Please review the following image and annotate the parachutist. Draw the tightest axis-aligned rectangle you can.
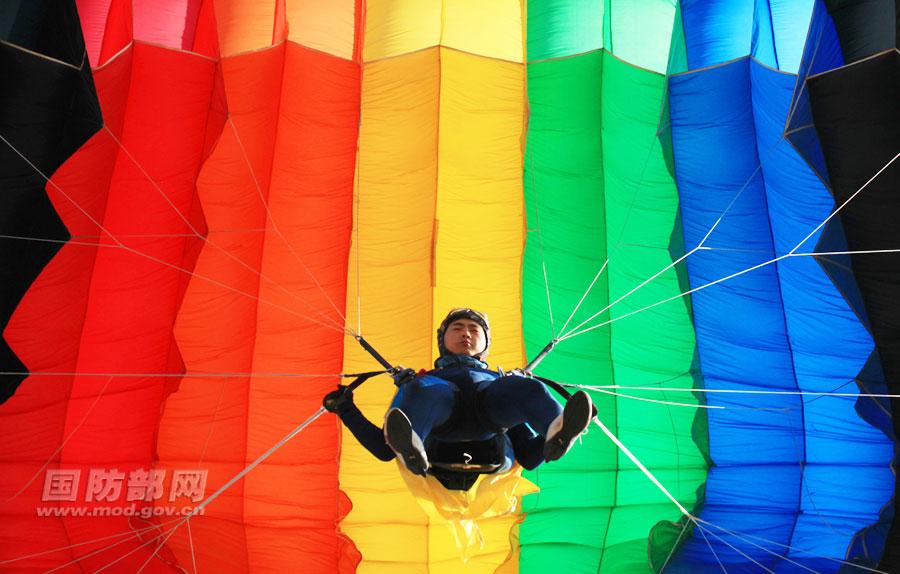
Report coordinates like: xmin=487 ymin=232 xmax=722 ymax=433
xmin=324 ymin=308 xmax=592 ymax=490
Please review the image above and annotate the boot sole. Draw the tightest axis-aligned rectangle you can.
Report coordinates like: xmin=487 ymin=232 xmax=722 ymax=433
xmin=385 ymin=409 xmax=429 ymax=477
xmin=543 ymin=391 xmax=592 ymax=462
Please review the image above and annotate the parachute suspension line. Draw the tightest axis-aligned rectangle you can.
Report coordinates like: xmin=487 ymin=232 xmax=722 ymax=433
xmin=790 ymin=150 xmax=900 ymax=255
xmin=0 ymin=517 xmax=184 ymax=567
xmin=615 ymin=244 xmax=900 ymax=258
xmin=557 ymin=25 xmax=882 ymax=348
xmin=525 ymin=118 xmax=661 ymax=373
xmin=82 ymin=518 xmax=186 ymax=574
xmin=354 ymin=56 xmax=366 ymax=338
xmin=793 ymin=248 xmax=900 ymax=257
xmin=696 ymin=523 xmax=778 ymax=574
xmin=656 ymin=520 xmax=692 ymax=573
xmin=560 ymin=253 xmax=788 ymax=341
xmin=557 ymin=134 xmax=659 ymax=338
xmin=195 ymin=376 xmax=230 ymax=471
xmin=558 ymin=163 xmax=763 ymax=342
xmin=559 ymin=248 xmax=697 ymax=340
xmin=75 ymin=405 xmax=334 ymax=574
xmin=0 ymin=370 xmax=369 ymax=379
xmin=355 ymin=135 xmax=362 ymax=336
xmin=779 ymin=408 xmax=851 ymax=542
xmin=185 ymin=518 xmax=198 ymax=574
xmin=589 ymin=415 xmax=693 ymax=517
xmin=783 ymin=14 xmax=826 ymax=135
xmin=570 ymin=384 xmax=900 ymax=401
xmin=590 ymin=387 xmax=722 ymax=409
xmin=559 ymin=150 xmax=900 ymax=343
xmin=178 ymin=406 xmax=326 ymax=517
xmin=696 ymin=517 xmax=892 ymax=574
xmin=557 ymin=259 xmax=608 ymax=337
xmin=525 ymin=128 xmax=556 ymax=335
xmin=711 ymin=520 xmax=833 ymax=574
xmin=227 ymin=118 xmax=354 ymax=333
xmin=0 ymin=130 xmax=351 ymax=337
xmin=102 ymin=126 xmax=347 ymax=335
xmin=694 ymin=522 xmax=730 ymax=574
xmin=5 ymin=377 xmax=115 ymax=504
xmin=133 ymin=523 xmax=181 ymax=574
xmin=39 ymin=383 xmax=393 ymax=574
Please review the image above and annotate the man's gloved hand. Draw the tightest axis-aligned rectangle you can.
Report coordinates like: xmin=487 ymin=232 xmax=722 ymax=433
xmin=392 ymin=366 xmax=417 ymax=387
xmin=323 ymin=385 xmax=354 ymax=415
xmin=507 ymin=368 xmax=532 ymax=379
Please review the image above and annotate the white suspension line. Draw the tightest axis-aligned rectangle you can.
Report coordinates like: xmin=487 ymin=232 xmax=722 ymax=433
xmin=560 ymin=248 xmax=697 ymax=339
xmin=695 ymin=520 xmax=731 ymax=574
xmin=46 ymin=407 xmax=328 ymax=573
xmin=354 ymin=136 xmax=362 ymax=337
xmin=89 ymin=519 xmax=183 ymax=574
xmin=705 ymin=522 xmax=823 ymax=574
xmin=0 ymin=517 xmax=182 ymax=566
xmin=656 ymin=519 xmax=692 ymax=572
xmin=134 ymin=519 xmax=182 ymax=574
xmin=590 ymin=387 xmax=723 ymax=409
xmin=557 ymin=259 xmax=608 ymax=337
xmin=589 ymin=416 xmax=693 ymax=517
xmin=560 ymin=252 xmax=786 ymax=341
xmin=560 ymin=162 xmax=764 ymax=341
xmin=0 ymin=129 xmax=351 ymax=337
xmin=227 ymin=118 xmax=350 ymax=327
xmin=556 ymin=135 xmax=659 ymax=337
xmin=195 ymin=376 xmax=229 ymax=470
xmin=578 ymin=384 xmax=900 ymax=401
xmin=525 ymin=138 xmax=557 ymax=335
xmin=783 ymin=19 xmax=826 ymax=136
xmin=557 ymin=119 xmax=898 ymax=347
xmin=104 ymin=125 xmax=349 ymax=334
xmin=789 ymin=151 xmax=900 ymax=255
xmin=696 ymin=522 xmax=778 ymax=574
xmin=620 ymin=244 xmax=900 ymax=258
xmin=186 ymin=518 xmax=198 ymax=574
xmin=4 ymin=377 xmax=114 ymax=504
xmin=697 ymin=517 xmax=892 ymax=574
xmin=0 ymin=370 xmax=348 ymax=379
xmin=42 ymin=518 xmax=181 ymax=573
xmin=790 ymin=248 xmax=900 ymax=257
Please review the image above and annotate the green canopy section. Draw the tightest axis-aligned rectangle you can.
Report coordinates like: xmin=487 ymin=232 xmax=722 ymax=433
xmin=520 ymin=47 xmax=708 ymax=573
xmin=527 ymin=0 xmax=677 ymax=73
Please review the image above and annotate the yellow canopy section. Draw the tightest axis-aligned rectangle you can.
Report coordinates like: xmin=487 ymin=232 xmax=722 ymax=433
xmin=364 ymin=0 xmax=524 ymax=62
xmin=340 ymin=2 xmax=530 ymax=571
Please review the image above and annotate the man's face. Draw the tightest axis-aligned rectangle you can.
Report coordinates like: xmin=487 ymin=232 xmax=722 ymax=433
xmin=443 ymin=319 xmax=486 ymax=357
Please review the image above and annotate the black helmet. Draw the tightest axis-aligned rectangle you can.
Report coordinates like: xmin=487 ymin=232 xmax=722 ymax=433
xmin=436 ymin=308 xmax=491 ymax=359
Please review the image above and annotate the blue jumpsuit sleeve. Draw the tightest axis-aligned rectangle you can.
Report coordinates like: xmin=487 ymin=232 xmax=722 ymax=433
xmin=338 ymin=404 xmax=395 ymax=462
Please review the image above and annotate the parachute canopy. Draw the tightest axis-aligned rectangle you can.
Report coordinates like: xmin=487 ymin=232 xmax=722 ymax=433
xmin=1 ymin=1 xmax=898 ymax=573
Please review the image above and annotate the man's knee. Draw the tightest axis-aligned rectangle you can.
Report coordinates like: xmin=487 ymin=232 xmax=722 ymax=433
xmin=488 ymin=375 xmax=553 ymax=401
xmin=403 ymin=376 xmax=456 ymax=402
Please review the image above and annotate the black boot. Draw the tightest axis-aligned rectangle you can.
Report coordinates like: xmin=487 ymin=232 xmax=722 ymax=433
xmin=543 ymin=391 xmax=593 ymax=462
xmin=384 ymin=408 xmax=429 ymax=477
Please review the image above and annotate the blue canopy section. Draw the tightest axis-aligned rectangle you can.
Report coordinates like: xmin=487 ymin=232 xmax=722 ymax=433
xmin=663 ymin=1 xmax=894 ymax=571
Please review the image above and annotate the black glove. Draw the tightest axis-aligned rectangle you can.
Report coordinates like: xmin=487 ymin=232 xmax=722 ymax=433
xmin=392 ymin=366 xmax=417 ymax=387
xmin=323 ymin=385 xmax=354 ymax=415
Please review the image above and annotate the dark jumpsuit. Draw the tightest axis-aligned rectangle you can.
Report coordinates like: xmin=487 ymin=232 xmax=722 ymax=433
xmin=339 ymin=354 xmax=562 ymax=471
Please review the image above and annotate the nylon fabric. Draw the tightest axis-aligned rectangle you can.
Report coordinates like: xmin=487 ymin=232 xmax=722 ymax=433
xmin=666 ymin=13 xmax=894 ymax=566
xmin=520 ymin=45 xmax=705 ymax=573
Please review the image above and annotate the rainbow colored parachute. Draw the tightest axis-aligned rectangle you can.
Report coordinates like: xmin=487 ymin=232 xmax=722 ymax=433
xmin=1 ymin=1 xmax=899 ymax=572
